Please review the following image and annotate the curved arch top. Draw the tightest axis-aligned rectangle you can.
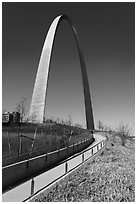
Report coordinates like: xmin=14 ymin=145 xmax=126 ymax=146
xmin=29 ymin=14 xmax=94 ymax=130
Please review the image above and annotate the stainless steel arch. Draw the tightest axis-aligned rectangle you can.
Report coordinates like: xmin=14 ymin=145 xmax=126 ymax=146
xmin=29 ymin=14 xmax=94 ymax=130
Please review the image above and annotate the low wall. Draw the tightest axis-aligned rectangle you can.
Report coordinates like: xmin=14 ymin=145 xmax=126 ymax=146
xmin=3 ymin=136 xmax=94 ymax=193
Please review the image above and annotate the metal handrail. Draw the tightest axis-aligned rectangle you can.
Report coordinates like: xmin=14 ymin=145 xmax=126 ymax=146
xmin=24 ymin=138 xmax=107 ymax=202
xmin=59 ymin=139 xmax=105 ymax=165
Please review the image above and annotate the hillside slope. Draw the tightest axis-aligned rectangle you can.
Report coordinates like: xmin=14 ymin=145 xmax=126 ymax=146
xmin=32 ymin=134 xmax=135 ymax=202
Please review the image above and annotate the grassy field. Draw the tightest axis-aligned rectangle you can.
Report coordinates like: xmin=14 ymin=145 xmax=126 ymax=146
xmin=32 ymin=133 xmax=135 ymax=202
xmin=2 ymin=123 xmax=91 ymax=166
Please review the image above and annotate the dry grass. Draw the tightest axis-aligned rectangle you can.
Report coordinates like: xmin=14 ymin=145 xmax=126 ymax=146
xmin=33 ymin=134 xmax=135 ymax=202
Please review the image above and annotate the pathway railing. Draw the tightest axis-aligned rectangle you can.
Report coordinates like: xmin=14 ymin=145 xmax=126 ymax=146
xmin=24 ymin=138 xmax=107 ymax=202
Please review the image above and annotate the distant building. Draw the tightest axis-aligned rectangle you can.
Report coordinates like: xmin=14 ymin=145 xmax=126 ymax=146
xmin=2 ymin=111 xmax=20 ymax=125
xmin=2 ymin=112 xmax=11 ymax=123
xmin=12 ymin=112 xmax=20 ymax=124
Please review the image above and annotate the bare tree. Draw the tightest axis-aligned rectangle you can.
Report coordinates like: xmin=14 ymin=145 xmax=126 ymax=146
xmin=16 ymin=97 xmax=27 ymax=123
xmin=116 ymin=123 xmax=132 ymax=146
xmin=61 ymin=118 xmax=65 ymax=125
xmin=56 ymin=117 xmax=60 ymax=124
xmin=68 ymin=114 xmax=72 ymax=126
xmin=98 ymin=120 xmax=104 ymax=131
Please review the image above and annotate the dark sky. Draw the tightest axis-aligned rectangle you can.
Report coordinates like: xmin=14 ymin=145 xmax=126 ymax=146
xmin=2 ymin=2 xmax=135 ymax=130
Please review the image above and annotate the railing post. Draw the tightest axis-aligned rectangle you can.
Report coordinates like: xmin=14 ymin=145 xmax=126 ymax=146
xmin=97 ymin=144 xmax=99 ymax=151
xmin=19 ymin=134 xmax=22 ymax=155
xmin=58 ymin=149 xmax=59 ymax=156
xmin=30 ymin=178 xmax=34 ymax=195
xmin=91 ymin=148 xmax=93 ymax=155
xmin=45 ymin=153 xmax=48 ymax=162
xmin=82 ymin=153 xmax=84 ymax=162
xmin=7 ymin=131 xmax=11 ymax=156
xmin=65 ymin=162 xmax=68 ymax=173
